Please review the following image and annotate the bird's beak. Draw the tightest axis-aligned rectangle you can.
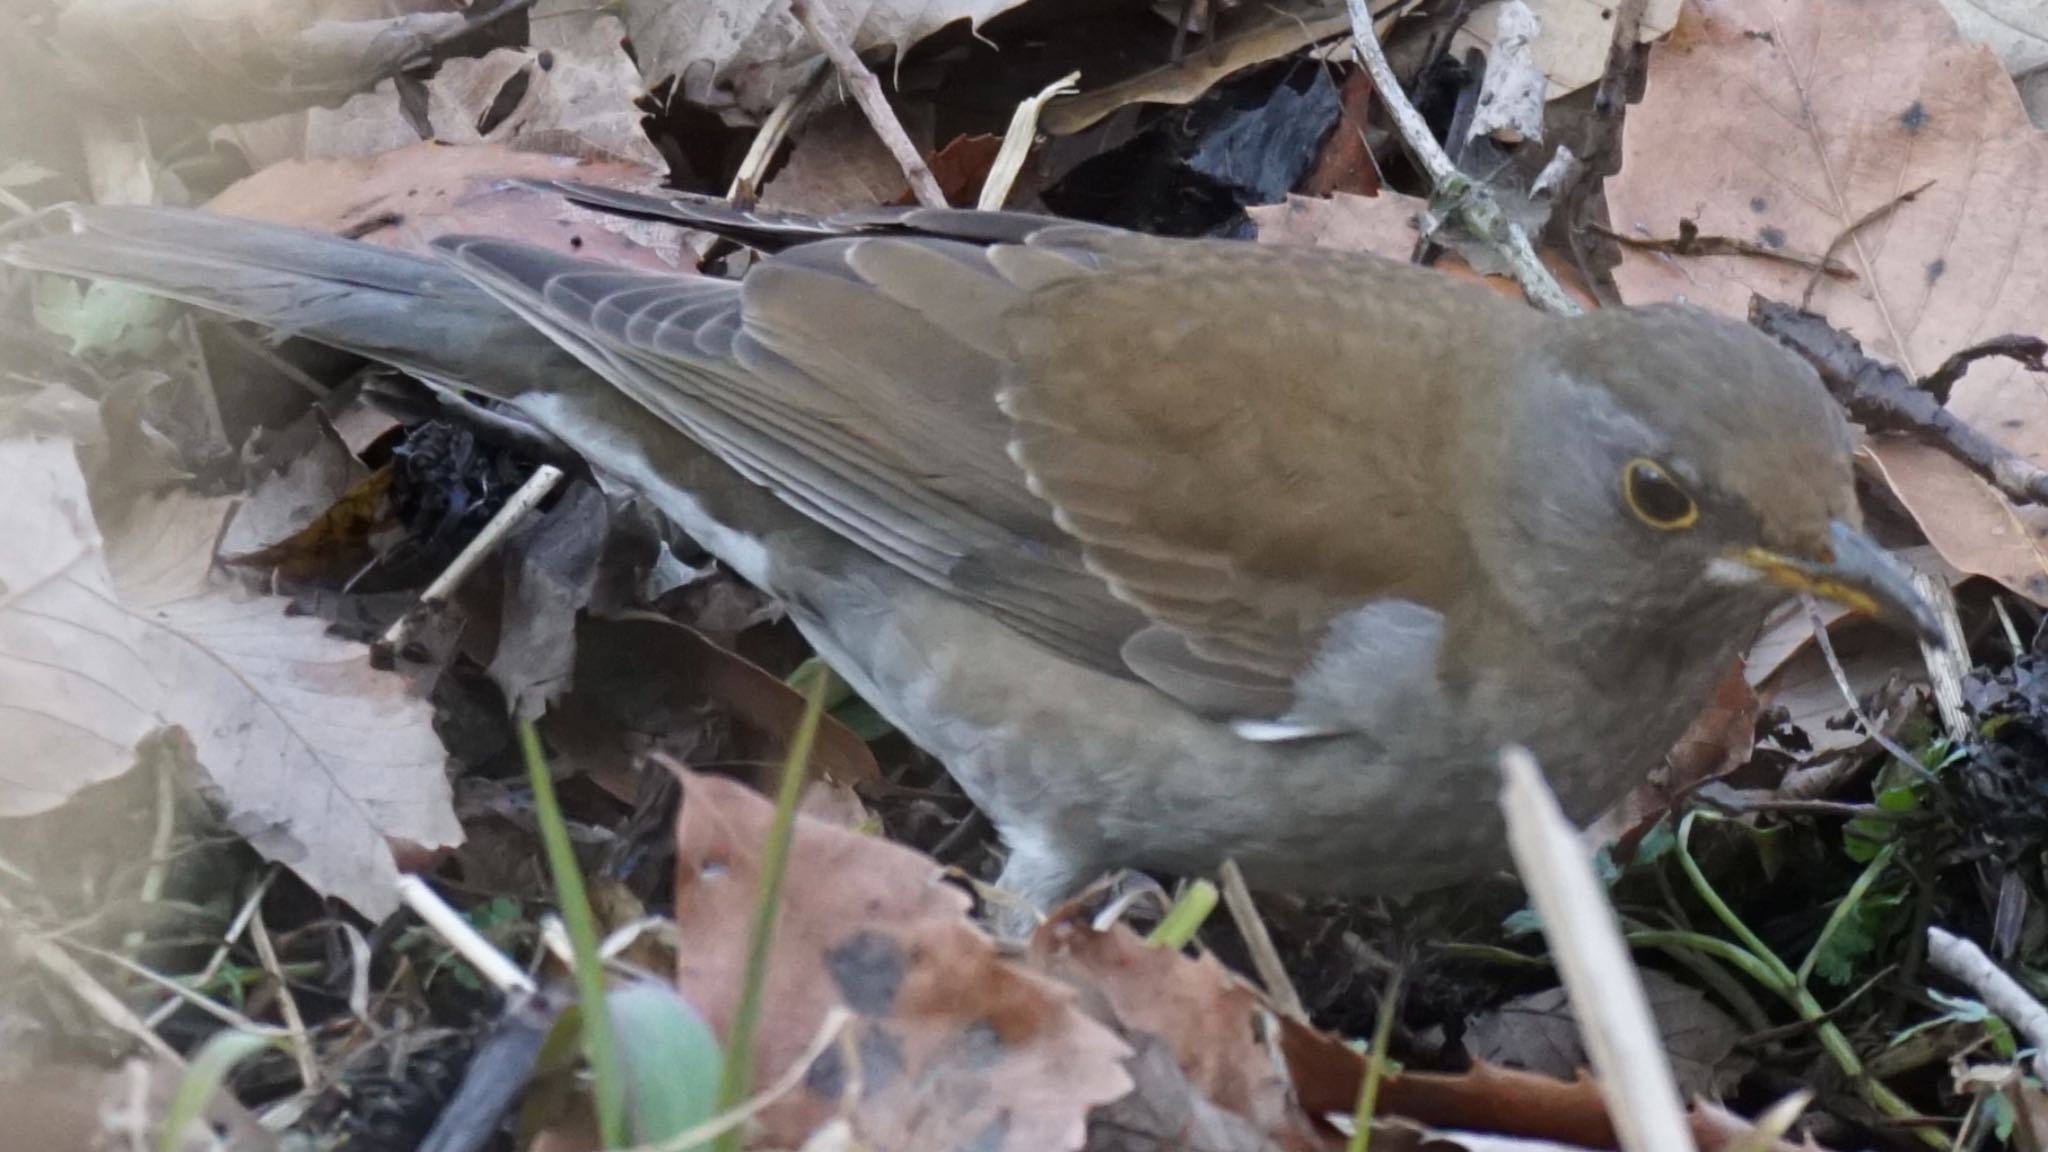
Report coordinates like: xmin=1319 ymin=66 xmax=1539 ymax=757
xmin=1733 ymin=520 xmax=1944 ymax=644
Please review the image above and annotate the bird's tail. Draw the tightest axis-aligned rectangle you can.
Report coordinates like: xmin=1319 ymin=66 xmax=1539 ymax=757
xmin=0 ymin=205 xmax=580 ymax=403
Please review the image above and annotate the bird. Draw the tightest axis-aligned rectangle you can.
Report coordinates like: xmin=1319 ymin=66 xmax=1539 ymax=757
xmin=3 ymin=193 xmax=1938 ymax=911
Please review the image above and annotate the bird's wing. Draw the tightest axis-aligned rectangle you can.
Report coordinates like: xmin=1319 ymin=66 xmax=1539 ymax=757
xmin=436 ymin=231 xmax=1150 ymax=677
xmin=439 ymin=222 xmax=1538 ymax=726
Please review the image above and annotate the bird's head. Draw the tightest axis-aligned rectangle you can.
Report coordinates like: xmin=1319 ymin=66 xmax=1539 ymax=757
xmin=1469 ymin=303 xmax=1938 ymax=653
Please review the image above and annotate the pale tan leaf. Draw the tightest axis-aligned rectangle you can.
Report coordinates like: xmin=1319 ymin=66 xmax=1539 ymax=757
xmin=1454 ymin=0 xmax=1683 ymax=100
xmin=1605 ymin=0 xmax=2048 ymax=595
xmin=625 ymin=0 xmax=1031 ymax=118
xmin=0 ymin=439 xmax=457 ymax=917
xmin=55 ymin=0 xmax=476 ymax=121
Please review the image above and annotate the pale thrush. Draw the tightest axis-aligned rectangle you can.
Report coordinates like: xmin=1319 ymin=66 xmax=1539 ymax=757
xmin=3 ymin=196 xmax=1938 ymax=908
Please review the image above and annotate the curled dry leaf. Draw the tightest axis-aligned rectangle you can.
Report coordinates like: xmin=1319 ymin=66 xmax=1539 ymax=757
xmin=671 ymin=771 xmax=1132 ymax=1152
xmin=53 ymin=0 xmax=504 ymax=121
xmin=1281 ymin=1020 xmax=1810 ymax=1152
xmin=1031 ymin=915 xmax=1324 ymax=1149
xmin=1605 ymin=0 xmax=2048 ymax=595
xmin=0 ymin=438 xmax=458 ymax=917
xmin=625 ymin=0 xmax=1032 ymax=119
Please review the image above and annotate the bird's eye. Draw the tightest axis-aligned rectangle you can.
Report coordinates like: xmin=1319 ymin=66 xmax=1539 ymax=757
xmin=1622 ymin=458 xmax=1698 ymax=530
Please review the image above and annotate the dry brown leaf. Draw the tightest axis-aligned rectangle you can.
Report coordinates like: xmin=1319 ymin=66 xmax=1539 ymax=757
xmin=624 ymin=0 xmax=1030 ymax=119
xmin=546 ymin=614 xmax=882 ymax=793
xmin=207 ymin=141 xmax=680 ymax=268
xmin=1281 ymin=1020 xmax=1805 ymax=1152
xmin=1039 ymin=4 xmax=1355 ymax=137
xmin=672 ymin=771 xmax=1133 ymax=1152
xmin=1591 ymin=660 xmax=1758 ymax=850
xmin=762 ymin=101 xmax=930 ymax=216
xmin=1250 ymin=192 xmax=1599 ymax=305
xmin=0 ymin=438 xmax=458 ymax=916
xmin=1032 ymin=917 xmax=1323 ymax=1149
xmin=1863 ymin=440 xmax=2048 ymax=601
xmin=217 ymin=409 xmax=379 ymax=573
xmin=1606 ymin=0 xmax=2048 ymax=594
xmin=1463 ymin=969 xmax=1748 ymax=1100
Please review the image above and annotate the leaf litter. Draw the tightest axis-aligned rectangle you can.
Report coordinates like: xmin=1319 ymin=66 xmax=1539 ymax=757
xmin=6 ymin=0 xmax=2048 ymax=1147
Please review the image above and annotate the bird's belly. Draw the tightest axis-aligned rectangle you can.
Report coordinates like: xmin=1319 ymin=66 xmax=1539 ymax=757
xmin=777 ymin=550 xmax=1733 ymax=903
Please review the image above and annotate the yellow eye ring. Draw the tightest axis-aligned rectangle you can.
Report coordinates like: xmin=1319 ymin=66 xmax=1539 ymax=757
xmin=1623 ymin=458 xmax=1698 ymax=530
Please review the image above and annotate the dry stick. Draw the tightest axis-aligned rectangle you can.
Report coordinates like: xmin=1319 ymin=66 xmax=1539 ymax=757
xmin=1799 ymin=179 xmax=1935 ymax=310
xmin=1500 ymin=746 xmax=1697 ymax=1152
xmin=1341 ymin=0 xmax=1581 ymax=317
xmin=1587 ymin=221 xmax=1855 ymax=280
xmin=249 ymin=906 xmax=319 ymax=1091
xmin=1920 ymin=335 xmax=2048 ymax=405
xmin=1926 ymin=926 xmax=2048 ymax=1077
xmin=1217 ymin=859 xmax=1307 ymax=1020
xmin=394 ymin=875 xmax=536 ymax=995
xmin=378 ymin=463 xmax=563 ymax=654
xmin=790 ymin=0 xmax=947 ymax=209
xmin=1801 ymin=594 xmax=1924 ymax=774
xmin=1750 ymin=300 xmax=2048 ymax=507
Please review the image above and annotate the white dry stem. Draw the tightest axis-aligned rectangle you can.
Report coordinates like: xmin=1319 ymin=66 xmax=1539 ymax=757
xmin=1927 ymin=926 xmax=2048 ymax=1077
xmin=980 ymin=71 xmax=1079 ymax=210
xmin=395 ymin=874 xmax=536 ymax=995
xmin=1500 ymin=746 xmax=1697 ymax=1152
xmin=1218 ymin=858 xmax=1307 ymax=1020
xmin=1913 ymin=571 xmax=1970 ymax=743
xmin=380 ymin=463 xmax=563 ymax=651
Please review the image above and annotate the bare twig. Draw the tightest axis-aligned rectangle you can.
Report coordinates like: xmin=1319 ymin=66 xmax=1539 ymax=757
xmin=1342 ymin=0 xmax=1581 ymax=316
xmin=395 ymin=875 xmax=535 ymax=995
xmin=1588 ymin=221 xmax=1855 ymax=280
xmin=1752 ymin=299 xmax=2048 ymax=506
xmin=1927 ymin=926 xmax=2048 ymax=1077
xmin=1500 ymin=747 xmax=1697 ymax=1152
xmin=1217 ymin=859 xmax=1306 ymax=1020
xmin=1800 ymin=180 xmax=1935 ymax=309
xmin=1802 ymin=595 xmax=1924 ymax=774
xmin=377 ymin=462 xmax=563 ymax=656
xmin=728 ymin=65 xmax=827 ymax=206
xmin=790 ymin=0 xmax=947 ymax=209
xmin=250 ymin=906 xmax=319 ymax=1090
xmin=1920 ymin=335 xmax=2048 ymax=406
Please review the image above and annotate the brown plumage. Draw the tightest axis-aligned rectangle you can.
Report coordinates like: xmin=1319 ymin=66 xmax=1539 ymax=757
xmin=3 ymin=195 xmax=1936 ymax=914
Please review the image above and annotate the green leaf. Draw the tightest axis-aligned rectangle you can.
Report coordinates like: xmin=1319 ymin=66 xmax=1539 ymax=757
xmin=609 ymin=981 xmax=723 ymax=1142
xmin=33 ymin=275 xmax=171 ymax=358
xmin=160 ymin=1029 xmax=274 ymax=1152
xmin=831 ymin=696 xmax=895 ymax=741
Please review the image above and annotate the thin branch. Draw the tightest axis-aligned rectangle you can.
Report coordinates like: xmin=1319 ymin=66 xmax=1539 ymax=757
xmin=1800 ymin=179 xmax=1935 ymax=310
xmin=1927 ymin=926 xmax=2048 ymax=1077
xmin=1751 ymin=299 xmax=2048 ymax=507
xmin=1342 ymin=0 xmax=1582 ymax=316
xmin=790 ymin=0 xmax=947 ymax=209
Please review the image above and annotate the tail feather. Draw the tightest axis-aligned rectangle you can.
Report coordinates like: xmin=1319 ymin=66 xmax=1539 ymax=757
xmin=1 ymin=206 xmax=576 ymax=402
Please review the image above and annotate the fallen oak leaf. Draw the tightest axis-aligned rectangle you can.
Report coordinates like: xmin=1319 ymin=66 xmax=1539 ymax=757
xmin=671 ymin=770 xmax=1132 ymax=1152
xmin=1606 ymin=0 xmax=2048 ymax=594
xmin=0 ymin=438 xmax=458 ymax=917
